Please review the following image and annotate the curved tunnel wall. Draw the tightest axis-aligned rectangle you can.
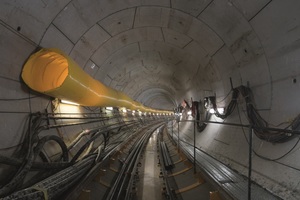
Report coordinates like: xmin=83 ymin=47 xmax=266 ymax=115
xmin=0 ymin=0 xmax=300 ymax=199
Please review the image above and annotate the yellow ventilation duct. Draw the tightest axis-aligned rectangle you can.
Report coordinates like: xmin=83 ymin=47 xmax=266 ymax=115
xmin=22 ymin=48 xmax=171 ymax=114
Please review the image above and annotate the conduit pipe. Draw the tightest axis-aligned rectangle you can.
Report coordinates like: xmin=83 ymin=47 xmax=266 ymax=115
xmin=22 ymin=48 xmax=171 ymax=114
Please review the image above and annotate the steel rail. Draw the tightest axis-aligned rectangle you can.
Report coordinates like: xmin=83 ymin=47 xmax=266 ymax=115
xmin=106 ymin=129 xmax=151 ymax=200
xmin=106 ymin=123 xmax=163 ymax=200
xmin=124 ymin=124 xmax=165 ymax=200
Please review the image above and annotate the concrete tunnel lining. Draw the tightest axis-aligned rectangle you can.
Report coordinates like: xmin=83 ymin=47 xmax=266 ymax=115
xmin=1 ymin=0 xmax=300 ymax=199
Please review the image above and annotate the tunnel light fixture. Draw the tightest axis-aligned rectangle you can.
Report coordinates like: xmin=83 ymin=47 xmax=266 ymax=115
xmin=106 ymin=107 xmax=113 ymax=111
xmin=209 ymin=108 xmax=224 ymax=114
xmin=121 ymin=108 xmax=127 ymax=113
xmin=60 ymin=99 xmax=79 ymax=106
xmin=187 ymin=110 xmax=192 ymax=115
xmin=217 ymin=108 xmax=225 ymax=114
xmin=132 ymin=110 xmax=135 ymax=114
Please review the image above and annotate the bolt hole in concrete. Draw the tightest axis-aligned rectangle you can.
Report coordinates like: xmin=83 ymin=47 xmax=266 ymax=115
xmin=293 ymin=78 xmax=297 ymax=84
xmin=17 ymin=26 xmax=21 ymax=31
xmin=137 ymin=130 xmax=163 ymax=200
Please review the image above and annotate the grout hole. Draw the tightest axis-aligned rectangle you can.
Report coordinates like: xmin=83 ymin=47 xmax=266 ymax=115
xmin=293 ymin=78 xmax=297 ymax=84
xmin=17 ymin=26 xmax=21 ymax=31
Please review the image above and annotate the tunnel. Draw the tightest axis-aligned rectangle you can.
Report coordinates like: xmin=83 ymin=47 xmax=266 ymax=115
xmin=0 ymin=0 xmax=300 ymax=199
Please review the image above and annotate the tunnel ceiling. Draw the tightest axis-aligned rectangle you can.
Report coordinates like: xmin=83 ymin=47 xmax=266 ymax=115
xmin=1 ymin=0 xmax=277 ymax=110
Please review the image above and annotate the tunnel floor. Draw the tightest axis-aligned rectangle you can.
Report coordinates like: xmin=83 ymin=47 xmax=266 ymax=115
xmin=136 ymin=131 xmax=163 ymax=200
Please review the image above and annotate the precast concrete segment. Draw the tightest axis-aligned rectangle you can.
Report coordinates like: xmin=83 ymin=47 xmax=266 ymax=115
xmin=22 ymin=48 xmax=172 ymax=114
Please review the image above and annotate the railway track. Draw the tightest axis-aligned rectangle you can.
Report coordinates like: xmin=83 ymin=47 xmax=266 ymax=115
xmin=74 ymin=123 xmax=223 ymax=200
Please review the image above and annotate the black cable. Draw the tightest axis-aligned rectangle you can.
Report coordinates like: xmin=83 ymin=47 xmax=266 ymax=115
xmin=34 ymin=135 xmax=69 ymax=162
xmin=0 ymin=96 xmax=40 ymax=101
xmin=211 ymin=88 xmax=239 ymax=119
xmin=71 ymin=125 xmax=129 ymax=162
xmin=255 ymin=137 xmax=300 ymax=161
xmin=0 ymin=154 xmax=71 ymax=169
xmin=237 ymin=103 xmax=300 ymax=162
xmin=210 ymin=85 xmax=299 ymax=143
xmin=0 ymin=115 xmax=66 ymax=197
xmin=216 ymin=88 xmax=233 ymax=103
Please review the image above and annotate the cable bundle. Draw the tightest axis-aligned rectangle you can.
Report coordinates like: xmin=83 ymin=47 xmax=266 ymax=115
xmin=0 ymin=113 xmax=69 ymax=198
xmin=210 ymin=85 xmax=299 ymax=143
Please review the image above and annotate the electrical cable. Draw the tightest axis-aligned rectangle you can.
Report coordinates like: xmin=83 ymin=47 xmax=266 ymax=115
xmin=0 ymin=155 xmax=71 ymax=170
xmin=209 ymin=85 xmax=300 ymax=143
xmin=70 ymin=122 xmax=138 ymax=163
xmin=0 ymin=96 xmax=40 ymax=101
xmin=237 ymin=103 xmax=300 ymax=165
xmin=216 ymin=88 xmax=233 ymax=103
xmin=0 ymin=111 xmax=167 ymax=198
xmin=2 ymin=155 xmax=96 ymax=200
xmin=34 ymin=135 xmax=69 ymax=162
xmin=0 ymin=114 xmax=68 ymax=197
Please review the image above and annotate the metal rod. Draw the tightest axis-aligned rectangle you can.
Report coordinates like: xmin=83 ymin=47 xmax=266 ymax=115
xmin=180 ymin=119 xmax=300 ymax=135
xmin=193 ymin=119 xmax=196 ymax=174
xmin=172 ymin=120 xmax=174 ymax=139
xmin=181 ymin=119 xmax=250 ymax=128
xmin=248 ymin=127 xmax=253 ymax=200
xmin=178 ymin=122 xmax=180 ymax=152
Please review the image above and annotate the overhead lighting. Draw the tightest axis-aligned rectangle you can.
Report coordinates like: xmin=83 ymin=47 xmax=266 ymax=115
xmin=209 ymin=108 xmax=224 ymax=114
xmin=106 ymin=107 xmax=113 ymax=111
xmin=187 ymin=111 xmax=192 ymax=115
xmin=217 ymin=108 xmax=224 ymax=114
xmin=61 ymin=99 xmax=79 ymax=106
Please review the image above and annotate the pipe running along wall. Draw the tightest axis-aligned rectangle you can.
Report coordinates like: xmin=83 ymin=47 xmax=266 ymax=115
xmin=22 ymin=48 xmax=172 ymax=114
